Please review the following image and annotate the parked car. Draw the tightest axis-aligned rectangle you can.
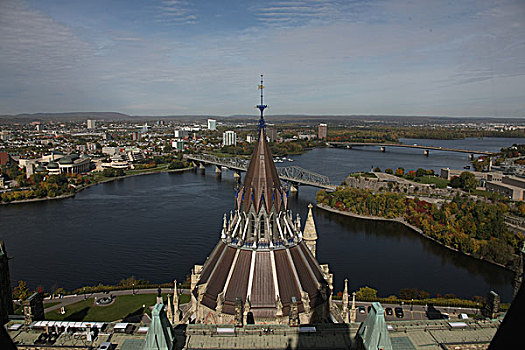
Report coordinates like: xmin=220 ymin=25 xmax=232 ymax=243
xmin=394 ymin=307 xmax=404 ymax=318
xmin=385 ymin=307 xmax=393 ymax=316
xmin=358 ymin=306 xmax=366 ymax=314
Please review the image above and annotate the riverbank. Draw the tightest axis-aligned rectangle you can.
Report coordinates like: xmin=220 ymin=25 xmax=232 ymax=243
xmin=316 ymin=203 xmax=511 ymax=271
xmin=1 ymin=166 xmax=194 ymax=206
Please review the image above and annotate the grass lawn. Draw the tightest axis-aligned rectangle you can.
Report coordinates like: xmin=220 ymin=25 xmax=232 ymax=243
xmin=414 ymin=175 xmax=449 ymax=189
xmin=46 ymin=294 xmax=191 ymax=322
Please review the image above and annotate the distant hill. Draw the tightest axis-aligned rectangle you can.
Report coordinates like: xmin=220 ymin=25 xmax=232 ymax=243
xmin=0 ymin=112 xmax=523 ymax=125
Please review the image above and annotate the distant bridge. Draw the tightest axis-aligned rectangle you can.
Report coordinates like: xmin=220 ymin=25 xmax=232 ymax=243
xmin=328 ymin=142 xmax=496 ymax=157
xmin=185 ymin=154 xmax=336 ymax=191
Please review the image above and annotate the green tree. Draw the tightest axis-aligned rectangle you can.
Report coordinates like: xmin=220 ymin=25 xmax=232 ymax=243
xmin=385 ymin=168 xmax=393 ymax=174
xmin=13 ymin=280 xmax=31 ymax=301
xmin=449 ymin=176 xmax=462 ymax=188
xmin=356 ymin=286 xmax=378 ymax=299
xmin=460 ymin=171 xmax=478 ymax=191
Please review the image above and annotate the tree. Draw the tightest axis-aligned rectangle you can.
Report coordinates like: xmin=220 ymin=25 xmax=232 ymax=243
xmin=416 ymin=168 xmax=427 ymax=178
xmin=356 ymin=286 xmax=378 ymax=299
xmin=398 ymin=288 xmax=419 ymax=300
xmin=395 ymin=167 xmax=404 ymax=176
xmin=13 ymin=280 xmax=31 ymax=301
xmin=374 ymin=167 xmax=381 ymax=172
xmin=460 ymin=171 xmax=478 ymax=191
xmin=385 ymin=168 xmax=393 ymax=174
xmin=450 ymin=176 xmax=462 ymax=188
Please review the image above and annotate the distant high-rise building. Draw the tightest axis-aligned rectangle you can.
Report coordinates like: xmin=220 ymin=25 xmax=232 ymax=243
xmin=222 ymin=130 xmax=236 ymax=146
xmin=174 ymin=129 xmax=188 ymax=139
xmin=87 ymin=119 xmax=96 ymax=129
xmin=208 ymin=119 xmax=217 ymax=131
xmin=0 ymin=241 xmax=13 ymax=325
xmin=171 ymin=140 xmax=185 ymax=151
xmin=318 ymin=123 xmax=327 ymax=139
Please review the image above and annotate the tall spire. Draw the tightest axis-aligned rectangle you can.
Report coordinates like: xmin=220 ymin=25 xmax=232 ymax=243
xmin=236 ymin=75 xmax=286 ymax=214
xmin=256 ymin=74 xmax=268 ymax=133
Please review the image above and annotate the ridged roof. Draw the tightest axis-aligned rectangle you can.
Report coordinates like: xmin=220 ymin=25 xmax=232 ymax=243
xmin=195 ymin=240 xmax=327 ymax=318
xmin=236 ymin=126 xmax=286 ymax=214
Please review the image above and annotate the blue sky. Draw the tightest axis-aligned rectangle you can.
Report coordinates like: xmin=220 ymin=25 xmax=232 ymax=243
xmin=1 ymin=0 xmax=524 ymax=117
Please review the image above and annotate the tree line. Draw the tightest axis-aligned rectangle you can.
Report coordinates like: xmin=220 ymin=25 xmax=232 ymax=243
xmin=317 ymin=187 xmax=521 ymax=268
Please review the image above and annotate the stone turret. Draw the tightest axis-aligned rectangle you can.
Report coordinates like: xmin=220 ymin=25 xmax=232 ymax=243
xmin=342 ymin=278 xmax=349 ymax=323
xmin=303 ymin=204 xmax=318 ymax=257
xmin=172 ymin=280 xmax=179 ymax=325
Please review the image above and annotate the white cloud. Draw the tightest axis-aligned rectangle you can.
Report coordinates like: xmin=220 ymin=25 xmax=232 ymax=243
xmin=0 ymin=0 xmax=523 ymax=117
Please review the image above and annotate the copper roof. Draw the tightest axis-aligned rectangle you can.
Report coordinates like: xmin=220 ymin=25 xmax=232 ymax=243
xmin=196 ymin=241 xmax=326 ymax=316
xmin=237 ymin=127 xmax=286 ymax=214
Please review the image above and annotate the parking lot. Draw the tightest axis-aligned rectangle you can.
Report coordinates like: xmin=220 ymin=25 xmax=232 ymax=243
xmin=346 ymin=301 xmax=480 ymax=323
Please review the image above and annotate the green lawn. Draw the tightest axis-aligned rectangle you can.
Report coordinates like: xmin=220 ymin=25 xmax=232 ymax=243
xmin=46 ymin=294 xmax=190 ymax=322
xmin=414 ymin=175 xmax=449 ymax=188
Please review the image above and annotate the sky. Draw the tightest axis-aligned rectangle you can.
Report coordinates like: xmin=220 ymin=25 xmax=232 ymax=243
xmin=0 ymin=0 xmax=524 ymax=117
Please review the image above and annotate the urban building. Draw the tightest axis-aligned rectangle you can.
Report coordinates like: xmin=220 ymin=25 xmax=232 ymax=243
xmin=174 ymin=129 xmax=188 ymax=139
xmin=246 ymin=135 xmax=255 ymax=143
xmin=318 ymin=123 xmax=327 ymax=139
xmin=171 ymin=140 xmax=185 ymax=151
xmin=131 ymin=132 xmax=141 ymax=141
xmin=87 ymin=142 xmax=98 ymax=153
xmin=486 ymin=181 xmax=524 ymax=201
xmin=502 ymin=175 xmax=525 ymax=189
xmin=207 ymin=119 xmax=217 ymax=131
xmin=222 ymin=131 xmax=236 ymax=146
xmin=87 ymin=119 xmax=96 ymax=129
xmin=0 ymin=152 xmax=12 ymax=166
xmin=0 ymin=131 xmax=11 ymax=141
xmin=0 ymin=241 xmax=13 ymax=325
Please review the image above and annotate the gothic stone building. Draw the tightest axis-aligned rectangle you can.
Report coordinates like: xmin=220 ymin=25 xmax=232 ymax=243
xmin=188 ymin=82 xmax=333 ymax=325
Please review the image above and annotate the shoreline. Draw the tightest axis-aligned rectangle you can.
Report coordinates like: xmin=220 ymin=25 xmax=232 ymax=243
xmin=316 ymin=203 xmax=511 ymax=271
xmin=1 ymin=166 xmax=194 ymax=206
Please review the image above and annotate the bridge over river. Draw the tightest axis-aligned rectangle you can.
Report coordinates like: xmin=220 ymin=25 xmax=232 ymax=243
xmin=328 ymin=142 xmax=496 ymax=157
xmin=185 ymin=154 xmax=336 ymax=191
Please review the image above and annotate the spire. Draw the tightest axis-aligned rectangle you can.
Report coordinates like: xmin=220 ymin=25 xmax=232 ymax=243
xmin=256 ymin=74 xmax=268 ymax=133
xmin=237 ymin=75 xmax=285 ymax=214
xmin=343 ymin=278 xmax=349 ymax=323
xmin=303 ymin=203 xmax=318 ymax=256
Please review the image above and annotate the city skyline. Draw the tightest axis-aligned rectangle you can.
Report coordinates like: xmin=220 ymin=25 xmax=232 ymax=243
xmin=1 ymin=0 xmax=524 ymax=117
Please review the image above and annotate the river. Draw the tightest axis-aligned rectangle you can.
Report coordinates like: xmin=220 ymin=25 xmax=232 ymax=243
xmin=1 ymin=137 xmax=522 ymax=301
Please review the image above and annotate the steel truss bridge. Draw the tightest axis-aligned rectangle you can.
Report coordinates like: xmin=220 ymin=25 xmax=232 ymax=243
xmin=328 ymin=142 xmax=496 ymax=156
xmin=185 ymin=154 xmax=336 ymax=191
